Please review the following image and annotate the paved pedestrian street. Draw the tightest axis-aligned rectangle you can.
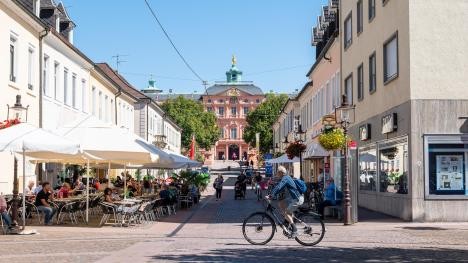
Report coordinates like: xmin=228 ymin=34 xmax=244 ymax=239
xmin=1 ymin=182 xmax=467 ymax=263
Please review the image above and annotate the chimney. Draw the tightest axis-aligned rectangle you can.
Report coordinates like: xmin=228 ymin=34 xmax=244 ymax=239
xmin=33 ymin=0 xmax=41 ymax=17
xmin=68 ymin=27 xmax=74 ymax=44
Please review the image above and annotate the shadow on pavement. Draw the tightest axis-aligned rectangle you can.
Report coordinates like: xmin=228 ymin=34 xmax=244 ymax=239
xmin=148 ymin=246 xmax=468 ymax=263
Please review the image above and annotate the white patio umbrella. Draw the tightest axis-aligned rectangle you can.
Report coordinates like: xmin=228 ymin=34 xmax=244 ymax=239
xmin=0 ymin=123 xmax=81 ymax=230
xmin=266 ymin=153 xmax=300 ymax=164
xmin=56 ymin=116 xmax=174 ymax=222
xmin=134 ymin=150 xmax=201 ymax=169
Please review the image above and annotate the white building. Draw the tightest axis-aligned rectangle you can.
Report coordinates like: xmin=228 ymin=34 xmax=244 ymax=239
xmin=0 ymin=0 xmax=44 ymax=194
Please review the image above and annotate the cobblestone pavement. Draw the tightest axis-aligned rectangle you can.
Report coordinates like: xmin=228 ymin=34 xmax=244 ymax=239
xmin=1 ymin=182 xmax=468 ymax=263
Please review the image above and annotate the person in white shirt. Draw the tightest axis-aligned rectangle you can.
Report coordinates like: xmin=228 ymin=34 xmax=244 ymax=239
xmin=24 ymin=181 xmax=35 ymax=195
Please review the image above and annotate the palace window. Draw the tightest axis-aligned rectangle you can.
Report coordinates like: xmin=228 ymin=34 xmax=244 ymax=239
xmin=230 ymin=128 xmax=237 ymax=139
xmin=231 ymin=107 xmax=237 ymax=117
xmin=218 ymin=107 xmax=224 ymax=116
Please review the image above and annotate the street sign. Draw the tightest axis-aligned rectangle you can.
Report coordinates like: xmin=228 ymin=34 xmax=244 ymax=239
xmin=348 ymin=140 xmax=357 ymax=150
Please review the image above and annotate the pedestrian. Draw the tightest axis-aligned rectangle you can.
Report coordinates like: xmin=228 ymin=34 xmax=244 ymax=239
xmin=0 ymin=194 xmax=13 ymax=231
xmin=213 ymin=175 xmax=224 ymax=201
xmin=222 ymin=154 xmax=225 ymax=163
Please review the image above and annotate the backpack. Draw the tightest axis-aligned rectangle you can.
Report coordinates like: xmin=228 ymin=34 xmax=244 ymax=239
xmin=293 ymin=179 xmax=307 ymax=194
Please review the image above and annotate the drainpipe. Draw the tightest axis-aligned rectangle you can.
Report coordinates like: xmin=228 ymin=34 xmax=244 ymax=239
xmin=114 ymin=89 xmax=122 ymax=126
xmin=146 ymin=99 xmax=150 ymax=141
xmin=38 ymin=28 xmax=50 ymax=128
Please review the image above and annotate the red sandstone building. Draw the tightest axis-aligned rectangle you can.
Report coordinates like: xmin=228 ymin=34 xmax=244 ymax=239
xmin=201 ymin=57 xmax=265 ymax=164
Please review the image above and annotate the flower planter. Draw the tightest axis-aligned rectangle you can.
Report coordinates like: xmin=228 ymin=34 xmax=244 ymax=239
xmin=318 ymin=128 xmax=347 ymax=151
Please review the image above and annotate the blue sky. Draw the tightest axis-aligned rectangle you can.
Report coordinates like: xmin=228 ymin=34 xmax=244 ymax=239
xmin=63 ymin=0 xmax=327 ymax=94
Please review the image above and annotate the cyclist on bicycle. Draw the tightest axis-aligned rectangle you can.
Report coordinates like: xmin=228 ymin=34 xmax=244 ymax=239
xmin=266 ymin=165 xmax=304 ymax=237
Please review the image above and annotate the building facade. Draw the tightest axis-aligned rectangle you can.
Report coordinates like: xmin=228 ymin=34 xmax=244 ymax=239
xmin=273 ymin=1 xmax=340 ymax=183
xmin=201 ymin=58 xmax=265 ymax=164
xmin=0 ymin=0 xmax=182 ymax=193
xmin=0 ymin=0 xmax=43 ymax=194
xmin=341 ymin=0 xmax=468 ymax=221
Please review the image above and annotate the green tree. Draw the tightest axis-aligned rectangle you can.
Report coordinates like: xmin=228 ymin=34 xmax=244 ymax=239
xmin=162 ymin=96 xmax=219 ymax=151
xmin=243 ymin=93 xmax=289 ymax=154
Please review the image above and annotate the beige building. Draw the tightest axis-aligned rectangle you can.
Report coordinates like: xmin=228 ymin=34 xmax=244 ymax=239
xmin=341 ymin=0 xmax=468 ymax=221
xmin=273 ymin=2 xmax=340 ymax=183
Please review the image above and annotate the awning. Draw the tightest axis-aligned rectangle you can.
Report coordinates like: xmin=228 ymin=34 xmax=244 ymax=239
xmin=303 ymin=142 xmax=329 ymax=159
xmin=266 ymin=154 xmax=300 ymax=164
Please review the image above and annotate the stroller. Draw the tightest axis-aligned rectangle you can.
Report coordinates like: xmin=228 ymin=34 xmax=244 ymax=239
xmin=234 ymin=180 xmax=246 ymax=200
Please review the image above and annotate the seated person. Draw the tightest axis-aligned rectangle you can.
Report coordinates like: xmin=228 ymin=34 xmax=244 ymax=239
xmin=104 ymin=188 xmax=115 ymax=203
xmin=0 ymin=194 xmax=13 ymax=230
xmin=94 ymin=179 xmax=101 ymax=191
xmin=318 ymin=179 xmax=342 ymax=219
xmin=58 ymin=183 xmax=75 ymax=198
xmin=74 ymin=178 xmax=85 ymax=192
xmin=159 ymin=185 xmax=172 ymax=205
xmin=34 ymin=182 xmax=56 ymax=225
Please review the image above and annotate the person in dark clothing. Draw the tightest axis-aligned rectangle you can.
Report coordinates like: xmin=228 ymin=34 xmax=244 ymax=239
xmin=35 ymin=182 xmax=56 ymax=225
xmin=213 ymin=175 xmax=224 ymax=201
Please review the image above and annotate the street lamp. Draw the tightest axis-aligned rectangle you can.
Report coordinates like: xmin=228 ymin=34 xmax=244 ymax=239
xmin=7 ymin=95 xmax=29 ymax=122
xmin=335 ymin=94 xmax=355 ymax=225
xmin=6 ymin=95 xmax=29 ymax=230
xmin=295 ymin=121 xmax=306 ymax=181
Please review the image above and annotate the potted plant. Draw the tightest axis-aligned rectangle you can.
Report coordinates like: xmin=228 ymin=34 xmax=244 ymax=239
xmin=318 ymin=128 xmax=347 ymax=151
xmin=285 ymin=141 xmax=307 ymax=159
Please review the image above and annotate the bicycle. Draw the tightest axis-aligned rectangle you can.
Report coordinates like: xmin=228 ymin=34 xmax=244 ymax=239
xmin=242 ymin=196 xmax=325 ymax=246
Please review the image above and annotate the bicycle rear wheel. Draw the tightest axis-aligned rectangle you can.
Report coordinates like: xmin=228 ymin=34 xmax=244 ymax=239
xmin=294 ymin=213 xmax=325 ymax=246
xmin=242 ymin=212 xmax=276 ymax=245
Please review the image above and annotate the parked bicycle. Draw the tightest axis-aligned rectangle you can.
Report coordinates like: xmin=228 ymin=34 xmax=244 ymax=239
xmin=242 ymin=196 xmax=325 ymax=246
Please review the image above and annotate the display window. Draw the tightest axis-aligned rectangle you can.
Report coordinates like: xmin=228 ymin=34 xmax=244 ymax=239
xmin=378 ymin=141 xmax=408 ymax=194
xmin=358 ymin=137 xmax=408 ymax=194
xmin=425 ymin=136 xmax=468 ymax=198
xmin=359 ymin=147 xmax=377 ymax=191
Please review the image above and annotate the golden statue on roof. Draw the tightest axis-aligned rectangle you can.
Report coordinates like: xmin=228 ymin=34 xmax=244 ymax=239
xmin=232 ymin=55 xmax=237 ymax=66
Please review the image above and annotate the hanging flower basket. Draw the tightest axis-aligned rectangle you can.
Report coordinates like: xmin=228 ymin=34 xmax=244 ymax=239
xmin=318 ymin=128 xmax=346 ymax=151
xmin=285 ymin=141 xmax=307 ymax=159
xmin=0 ymin=118 xmax=20 ymax=130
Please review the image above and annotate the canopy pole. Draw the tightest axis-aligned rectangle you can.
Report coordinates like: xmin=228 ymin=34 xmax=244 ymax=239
xmin=124 ymin=164 xmax=127 ymax=200
xmin=22 ymin=149 xmax=26 ymax=230
xmin=107 ymin=162 xmax=110 ymax=180
xmin=86 ymin=159 xmax=90 ymax=223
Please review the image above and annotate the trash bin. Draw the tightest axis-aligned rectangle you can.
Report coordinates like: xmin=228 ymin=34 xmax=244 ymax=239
xmin=228 ymin=166 xmax=231 ymax=171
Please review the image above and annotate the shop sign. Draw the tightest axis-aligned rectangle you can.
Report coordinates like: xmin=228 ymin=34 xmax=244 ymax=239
xmin=359 ymin=124 xmax=371 ymax=141
xmin=382 ymin=113 xmax=397 ymax=134
xmin=348 ymin=140 xmax=357 ymax=150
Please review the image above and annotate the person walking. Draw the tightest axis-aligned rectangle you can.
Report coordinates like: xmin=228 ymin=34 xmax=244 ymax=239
xmin=213 ymin=175 xmax=224 ymax=201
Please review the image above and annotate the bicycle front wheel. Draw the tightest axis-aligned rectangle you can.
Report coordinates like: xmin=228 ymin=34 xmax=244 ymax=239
xmin=242 ymin=212 xmax=276 ymax=245
xmin=294 ymin=213 xmax=325 ymax=246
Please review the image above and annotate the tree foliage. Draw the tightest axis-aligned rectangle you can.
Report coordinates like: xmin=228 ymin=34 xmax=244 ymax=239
xmin=162 ymin=96 xmax=219 ymax=151
xmin=243 ymin=93 xmax=289 ymax=154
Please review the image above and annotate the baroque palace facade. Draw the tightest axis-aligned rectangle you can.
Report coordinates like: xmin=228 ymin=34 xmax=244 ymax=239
xmin=201 ymin=57 xmax=265 ymax=165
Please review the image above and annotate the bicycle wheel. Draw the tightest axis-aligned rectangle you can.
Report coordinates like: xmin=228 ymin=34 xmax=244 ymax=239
xmin=294 ymin=213 xmax=325 ymax=246
xmin=242 ymin=212 xmax=276 ymax=245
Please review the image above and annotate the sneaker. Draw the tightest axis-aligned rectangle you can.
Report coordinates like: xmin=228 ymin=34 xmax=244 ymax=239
xmin=290 ymin=231 xmax=298 ymax=238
